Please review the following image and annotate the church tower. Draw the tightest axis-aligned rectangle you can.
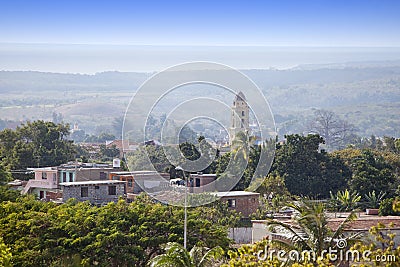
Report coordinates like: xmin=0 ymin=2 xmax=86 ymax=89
xmin=229 ymin=91 xmax=249 ymax=143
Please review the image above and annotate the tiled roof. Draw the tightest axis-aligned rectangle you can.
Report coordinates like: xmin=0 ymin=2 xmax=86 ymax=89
xmin=328 ymin=216 xmax=400 ymax=231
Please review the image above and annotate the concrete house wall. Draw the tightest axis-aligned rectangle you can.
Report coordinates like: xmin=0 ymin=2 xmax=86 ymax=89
xmin=212 ymin=191 xmax=260 ymax=217
xmin=23 ymin=168 xmax=59 ymax=198
xmin=61 ymin=181 xmax=125 ymax=205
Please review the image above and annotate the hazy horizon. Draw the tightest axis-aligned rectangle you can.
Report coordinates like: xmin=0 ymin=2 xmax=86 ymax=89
xmin=1 ymin=43 xmax=400 ymax=73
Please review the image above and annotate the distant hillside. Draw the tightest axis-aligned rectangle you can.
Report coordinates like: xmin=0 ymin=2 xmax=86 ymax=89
xmin=0 ymin=71 xmax=150 ymax=92
xmin=0 ymin=64 xmax=399 ymax=137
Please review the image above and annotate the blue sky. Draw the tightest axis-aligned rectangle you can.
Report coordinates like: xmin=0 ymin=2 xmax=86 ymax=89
xmin=1 ymin=0 xmax=400 ymax=46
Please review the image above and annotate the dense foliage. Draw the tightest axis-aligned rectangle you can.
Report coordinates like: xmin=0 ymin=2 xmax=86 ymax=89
xmin=271 ymin=134 xmax=350 ymax=198
xmin=148 ymin=242 xmax=224 ymax=267
xmin=0 ymin=121 xmax=76 ymax=170
xmin=0 ymin=167 xmax=19 ymax=202
xmin=0 ymin=194 xmax=232 ymax=267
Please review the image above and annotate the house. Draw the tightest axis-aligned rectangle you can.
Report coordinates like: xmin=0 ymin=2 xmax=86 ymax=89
xmin=189 ymin=173 xmax=217 ymax=193
xmin=22 ymin=162 xmax=120 ymax=200
xmin=211 ymin=191 xmax=260 ymax=217
xmin=109 ymin=171 xmax=170 ymax=199
xmin=22 ymin=167 xmax=60 ymax=200
xmin=60 ymin=180 xmax=126 ymax=205
xmin=58 ymin=162 xmax=116 ymax=183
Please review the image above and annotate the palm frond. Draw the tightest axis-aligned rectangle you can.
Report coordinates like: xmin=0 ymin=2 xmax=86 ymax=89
xmin=198 ymin=246 xmax=224 ymax=267
xmin=330 ymin=211 xmax=358 ymax=248
xmin=148 ymin=254 xmax=187 ymax=267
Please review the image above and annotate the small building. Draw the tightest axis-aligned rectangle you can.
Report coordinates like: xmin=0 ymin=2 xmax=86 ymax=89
xmin=22 ymin=163 xmax=120 ymax=200
xmin=109 ymin=171 xmax=170 ymax=196
xmin=60 ymin=180 xmax=126 ymax=205
xmin=58 ymin=162 xmax=116 ymax=183
xmin=22 ymin=167 xmax=60 ymax=199
xmin=212 ymin=191 xmax=260 ymax=217
xmin=189 ymin=173 xmax=217 ymax=193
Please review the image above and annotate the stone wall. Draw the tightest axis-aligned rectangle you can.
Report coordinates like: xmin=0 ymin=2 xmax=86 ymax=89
xmin=62 ymin=183 xmax=125 ymax=205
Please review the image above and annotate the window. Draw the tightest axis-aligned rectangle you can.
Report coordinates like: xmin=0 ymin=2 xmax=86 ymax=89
xmin=195 ymin=178 xmax=201 ymax=187
xmin=95 ymin=186 xmax=99 ymax=189
xmin=69 ymin=173 xmax=73 ymax=182
xmin=81 ymin=187 xmax=88 ymax=197
xmin=41 ymin=172 xmax=47 ymax=179
xmin=128 ymin=179 xmax=133 ymax=187
xmin=241 ymin=111 xmax=245 ymax=116
xmin=53 ymin=173 xmax=57 ymax=182
xmin=108 ymin=185 xmax=116 ymax=195
xmin=63 ymin=173 xmax=66 ymax=183
xmin=100 ymin=172 xmax=106 ymax=180
xmin=227 ymin=199 xmax=236 ymax=208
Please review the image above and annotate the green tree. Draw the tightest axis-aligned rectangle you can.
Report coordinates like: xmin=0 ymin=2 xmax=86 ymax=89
xmin=379 ymin=197 xmax=400 ymax=216
xmin=127 ymin=145 xmax=172 ymax=172
xmin=395 ymin=138 xmax=400 ymax=153
xmin=272 ymin=134 xmax=349 ymax=198
xmin=352 ymin=223 xmax=400 ymax=267
xmin=0 ymin=166 xmax=19 ymax=202
xmin=0 ymin=237 xmax=12 ymax=267
xmin=0 ymin=194 xmax=231 ymax=267
xmin=148 ymin=242 xmax=224 ymax=267
xmin=99 ymin=144 xmax=120 ymax=159
xmin=334 ymin=149 xmax=397 ymax=197
xmin=253 ymin=172 xmax=290 ymax=199
xmin=0 ymin=120 xmax=76 ymax=169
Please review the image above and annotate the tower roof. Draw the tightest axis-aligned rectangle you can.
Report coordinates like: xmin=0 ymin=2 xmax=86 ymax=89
xmin=235 ymin=91 xmax=246 ymax=102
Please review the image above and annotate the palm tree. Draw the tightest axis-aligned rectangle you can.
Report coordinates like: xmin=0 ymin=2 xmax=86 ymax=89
xmin=267 ymin=200 xmax=362 ymax=265
xmin=148 ymin=242 xmax=224 ymax=267
xmin=231 ymin=131 xmax=253 ymax=160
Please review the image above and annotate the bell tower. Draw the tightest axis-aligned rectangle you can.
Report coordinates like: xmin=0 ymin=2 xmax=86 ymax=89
xmin=229 ymin=91 xmax=249 ymax=143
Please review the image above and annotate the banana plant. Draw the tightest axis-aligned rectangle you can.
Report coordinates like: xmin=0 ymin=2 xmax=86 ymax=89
xmin=364 ymin=190 xmax=386 ymax=209
xmin=329 ymin=189 xmax=361 ymax=212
